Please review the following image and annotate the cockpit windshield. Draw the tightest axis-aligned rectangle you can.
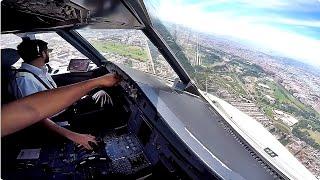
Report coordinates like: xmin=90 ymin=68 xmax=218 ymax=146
xmin=144 ymin=0 xmax=320 ymax=178
xmin=77 ymin=28 xmax=179 ymax=85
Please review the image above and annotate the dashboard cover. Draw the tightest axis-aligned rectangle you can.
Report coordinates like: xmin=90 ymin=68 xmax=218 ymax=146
xmin=106 ymin=62 xmax=281 ymax=180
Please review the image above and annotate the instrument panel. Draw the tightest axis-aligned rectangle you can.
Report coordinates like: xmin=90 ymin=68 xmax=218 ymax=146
xmin=3 ymin=132 xmax=151 ymax=180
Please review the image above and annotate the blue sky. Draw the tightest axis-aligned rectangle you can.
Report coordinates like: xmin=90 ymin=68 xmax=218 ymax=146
xmin=148 ymin=0 xmax=320 ymax=67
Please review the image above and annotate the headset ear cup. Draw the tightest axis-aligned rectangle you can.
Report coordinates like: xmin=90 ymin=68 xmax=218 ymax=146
xmin=37 ymin=44 xmax=40 ymax=55
xmin=32 ymin=42 xmax=40 ymax=58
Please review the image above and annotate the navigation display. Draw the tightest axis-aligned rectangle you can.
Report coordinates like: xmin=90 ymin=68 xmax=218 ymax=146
xmin=68 ymin=59 xmax=91 ymax=72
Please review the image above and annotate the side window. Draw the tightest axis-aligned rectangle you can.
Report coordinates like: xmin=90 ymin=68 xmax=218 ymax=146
xmin=1 ymin=32 xmax=92 ymax=74
xmin=77 ymin=29 xmax=179 ymax=84
xmin=0 ymin=34 xmax=23 ymax=68
xmin=35 ymin=32 xmax=88 ymax=74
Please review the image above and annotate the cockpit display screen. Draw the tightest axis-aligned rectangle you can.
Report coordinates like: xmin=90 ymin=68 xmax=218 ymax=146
xmin=68 ymin=59 xmax=91 ymax=72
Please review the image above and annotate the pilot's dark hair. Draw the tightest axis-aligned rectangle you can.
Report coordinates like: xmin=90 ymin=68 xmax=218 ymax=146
xmin=17 ymin=39 xmax=48 ymax=63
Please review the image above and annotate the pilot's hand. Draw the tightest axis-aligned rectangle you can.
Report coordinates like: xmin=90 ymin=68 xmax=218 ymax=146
xmin=71 ymin=133 xmax=97 ymax=150
xmin=92 ymin=90 xmax=113 ymax=107
xmin=97 ymin=73 xmax=121 ymax=87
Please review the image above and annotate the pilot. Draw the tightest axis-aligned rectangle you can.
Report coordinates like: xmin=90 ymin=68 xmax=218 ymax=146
xmin=2 ymin=73 xmax=121 ymax=137
xmin=9 ymin=39 xmax=100 ymax=150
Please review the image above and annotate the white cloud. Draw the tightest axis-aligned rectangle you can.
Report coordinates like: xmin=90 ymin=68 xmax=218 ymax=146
xmin=198 ymin=0 xmax=320 ymax=12
xmin=239 ymin=16 xmax=320 ymax=28
xmin=270 ymin=18 xmax=320 ymax=28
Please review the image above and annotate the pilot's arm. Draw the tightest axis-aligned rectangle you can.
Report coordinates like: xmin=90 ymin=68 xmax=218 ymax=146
xmin=1 ymin=74 xmax=121 ymax=138
xmin=15 ymin=76 xmax=98 ymax=149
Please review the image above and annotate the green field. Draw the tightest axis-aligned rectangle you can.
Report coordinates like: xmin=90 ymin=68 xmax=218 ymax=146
xmin=92 ymin=41 xmax=148 ymax=62
xmin=274 ymin=122 xmax=291 ymax=134
xmin=279 ymin=136 xmax=291 ymax=146
xmin=266 ymin=81 xmax=311 ymax=112
xmin=303 ymin=129 xmax=320 ymax=144
xmin=204 ymin=73 xmax=247 ymax=97
xmin=262 ymin=105 xmax=274 ymax=119
xmin=229 ymin=73 xmax=247 ymax=96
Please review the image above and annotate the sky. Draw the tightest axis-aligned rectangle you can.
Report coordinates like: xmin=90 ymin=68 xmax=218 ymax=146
xmin=147 ymin=0 xmax=320 ymax=67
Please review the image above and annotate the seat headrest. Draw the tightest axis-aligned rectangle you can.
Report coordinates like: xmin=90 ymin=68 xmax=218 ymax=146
xmin=1 ymin=48 xmax=21 ymax=68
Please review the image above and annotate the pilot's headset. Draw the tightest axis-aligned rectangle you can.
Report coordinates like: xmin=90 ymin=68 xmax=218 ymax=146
xmin=21 ymin=37 xmax=47 ymax=58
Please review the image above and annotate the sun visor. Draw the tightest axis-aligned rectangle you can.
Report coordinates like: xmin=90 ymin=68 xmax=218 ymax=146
xmin=74 ymin=0 xmax=145 ymax=29
xmin=1 ymin=0 xmax=144 ymax=33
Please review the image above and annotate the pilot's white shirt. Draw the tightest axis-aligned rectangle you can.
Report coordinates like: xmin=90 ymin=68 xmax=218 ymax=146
xmin=11 ymin=62 xmax=57 ymax=99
